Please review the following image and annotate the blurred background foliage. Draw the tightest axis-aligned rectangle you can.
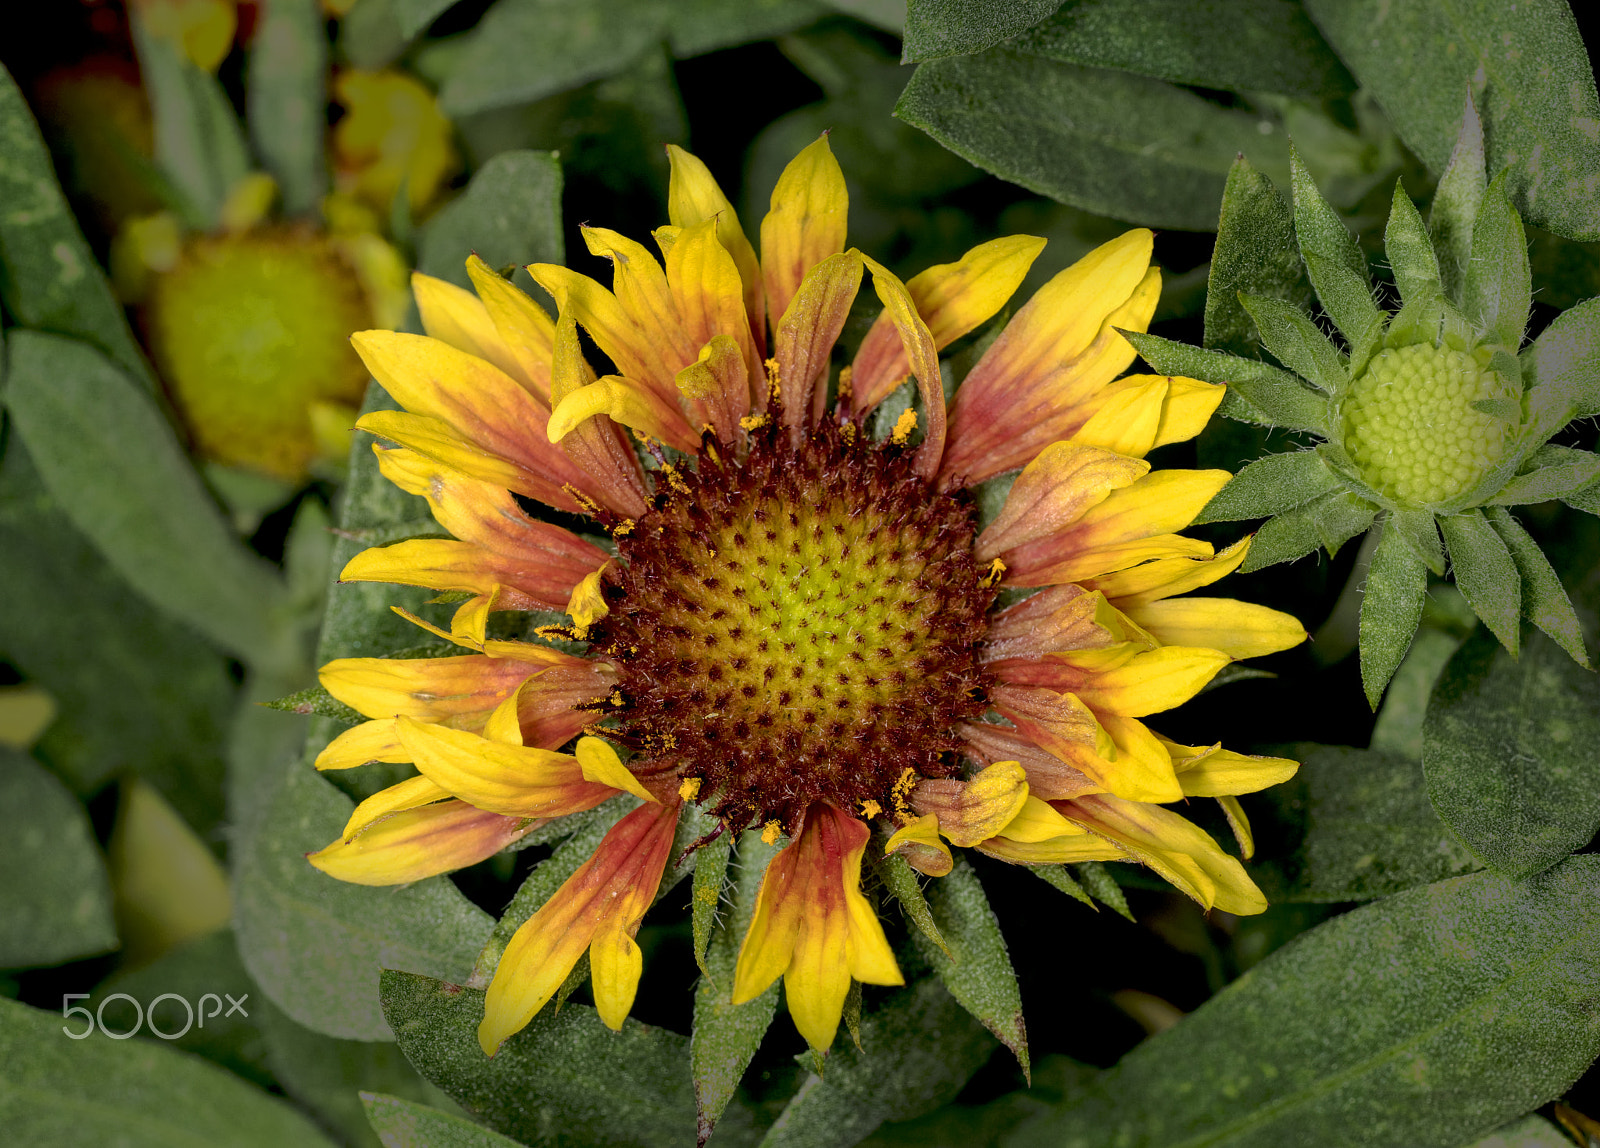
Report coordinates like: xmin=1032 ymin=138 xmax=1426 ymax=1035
xmin=3 ymin=1 xmax=1600 ymax=1146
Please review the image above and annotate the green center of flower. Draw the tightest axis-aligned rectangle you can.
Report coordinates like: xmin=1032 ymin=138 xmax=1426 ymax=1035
xmin=1340 ymin=342 xmax=1516 ymax=505
xmin=589 ymin=422 xmax=994 ymax=832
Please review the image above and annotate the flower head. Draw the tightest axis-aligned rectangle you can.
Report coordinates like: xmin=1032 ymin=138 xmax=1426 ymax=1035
xmin=305 ymin=136 xmax=1304 ymax=1074
xmin=1133 ymin=98 xmax=1600 ymax=706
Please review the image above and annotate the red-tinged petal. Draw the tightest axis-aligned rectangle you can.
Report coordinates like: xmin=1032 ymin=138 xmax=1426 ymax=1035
xmin=308 ymin=799 xmax=532 ymax=887
xmin=532 ymin=264 xmax=683 ymax=414
xmin=412 ymin=270 xmax=528 ymax=386
xmin=976 ymin=442 xmax=1149 ymax=561
xmin=666 ymin=144 xmax=765 ymax=355
xmin=583 ymin=226 xmax=700 ymax=375
xmin=665 ymin=218 xmax=762 ymax=407
xmin=397 ymin=717 xmax=616 ymax=818
xmin=859 ymin=253 xmax=946 ymax=479
xmin=991 ymin=645 xmax=1231 ymax=718
xmin=466 ymin=254 xmax=557 ymax=402
xmin=976 ymin=831 xmax=1126 ymax=866
xmin=908 ymin=761 xmax=1029 ymax=847
xmin=319 ymin=653 xmax=541 ymax=725
xmin=340 ymin=773 xmax=454 ymax=840
xmin=1056 ymin=793 xmax=1267 ymax=915
xmin=852 ymin=235 xmax=1047 ymax=415
xmin=982 ymin=584 xmax=1120 ymax=662
xmin=548 ymin=309 xmax=650 ymax=518
xmin=989 ymin=683 xmax=1181 ymax=802
xmin=357 ymin=410 xmax=557 ymax=504
xmin=959 ymin=721 xmax=1103 ymax=801
xmin=676 ymin=335 xmax=751 ymax=446
xmin=549 ymin=374 xmax=700 ymax=454
xmin=480 ymin=800 xmax=679 ymax=1050
xmin=1083 ymin=537 xmax=1251 ymax=608
xmin=1123 ymin=598 xmax=1308 ymax=660
xmin=575 ymin=736 xmax=657 ymax=804
xmin=773 ymin=251 xmax=863 ymax=440
xmin=351 ymin=332 xmax=597 ymax=514
xmin=942 ymin=255 xmax=1161 ymax=487
xmin=340 ymin=538 xmax=566 ymax=612
xmin=760 ymin=135 xmax=848 ymax=336
xmin=882 ymin=813 xmax=954 ymax=877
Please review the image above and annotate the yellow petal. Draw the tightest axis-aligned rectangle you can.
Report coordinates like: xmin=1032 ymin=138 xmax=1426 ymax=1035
xmin=665 ymin=218 xmax=761 ymax=410
xmin=675 ymin=335 xmax=751 ymax=445
xmin=565 ymin=564 xmax=610 ymax=637
xmin=529 ymin=263 xmax=682 ymax=412
xmin=666 ymin=144 xmax=765 ymax=353
xmin=319 ymin=653 xmax=539 ymax=724
xmin=357 ymin=410 xmax=539 ymax=499
xmin=1059 ymin=645 xmax=1232 ymax=717
xmin=882 ymin=813 xmax=954 ymax=877
xmin=995 ymin=795 xmax=1078 ymax=843
xmin=977 ymin=441 xmax=1149 ymax=560
xmin=412 ymin=270 xmax=524 ymax=384
xmin=1163 ymin=738 xmax=1300 ymax=797
xmin=341 ymin=773 xmax=454 ymax=840
xmin=773 ymin=251 xmax=863 ymax=436
xmin=397 ymin=717 xmax=611 ymax=817
xmin=1152 ymin=375 xmax=1226 ymax=448
xmin=481 ymin=683 xmax=526 ymax=747
xmin=309 ymin=799 xmax=531 ymax=887
xmin=315 ymin=717 xmax=407 ymax=771
xmin=1070 ymin=375 xmax=1168 ymax=458
xmin=1217 ymin=794 xmax=1254 ymax=860
xmin=909 ymin=760 xmax=1030 ymax=847
xmin=466 ymin=254 xmax=557 ymax=402
xmin=1084 ymin=538 xmax=1252 ymax=608
xmin=860 ymin=253 xmax=946 ymax=479
xmin=590 ymin=920 xmax=645 ymax=1031
xmin=760 ymin=135 xmax=848 ymax=333
xmin=548 ymin=374 xmax=699 ymax=453
xmin=575 ymin=736 xmax=656 ymax=804
xmin=1124 ymin=598 xmax=1308 ymax=660
xmin=977 ymin=833 xmax=1125 ymax=865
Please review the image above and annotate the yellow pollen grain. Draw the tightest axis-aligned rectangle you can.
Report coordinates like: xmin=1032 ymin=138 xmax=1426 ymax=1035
xmin=860 ymin=799 xmax=882 ymax=818
xmin=837 ymin=364 xmax=854 ymax=403
xmin=764 ymin=357 xmax=782 ymax=400
xmin=982 ymin=557 xmax=1007 ymax=587
xmin=563 ymin=484 xmax=601 ymax=516
xmin=535 ymin=625 xmax=570 ymax=641
xmin=679 ymin=777 xmax=702 ymax=800
xmin=661 ymin=464 xmax=691 ymax=494
xmin=739 ymin=412 xmax=770 ymax=431
xmin=762 ymin=820 xmax=782 ymax=845
xmin=890 ymin=408 xmax=918 ymax=445
xmin=891 ymin=767 xmax=917 ymax=814
xmin=613 ymin=518 xmax=635 ymax=537
xmin=610 ymin=690 xmax=625 ymax=706
xmin=840 ymin=422 xmax=857 ymax=443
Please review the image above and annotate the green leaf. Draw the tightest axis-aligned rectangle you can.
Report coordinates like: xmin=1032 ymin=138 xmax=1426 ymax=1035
xmin=690 ymin=826 xmax=733 ymax=974
xmin=233 ymin=752 xmax=495 ymax=1041
xmin=909 ymin=855 xmax=1026 ymax=1074
xmin=394 ymin=0 xmax=459 ymax=37
xmin=3 ymin=331 xmax=291 ymax=663
xmin=1204 ymin=155 xmax=1312 ymax=357
xmin=0 ymin=440 xmax=236 ymax=833
xmin=896 ymin=50 xmax=1290 ymax=231
xmin=1028 ymin=863 xmax=1095 ymax=909
xmin=380 ymin=970 xmax=696 ymax=1146
xmin=1237 ymin=293 xmax=1347 ymax=394
xmin=1438 ymin=509 xmax=1522 ymax=655
xmin=1241 ymin=491 xmax=1377 ymax=572
xmin=0 ymin=749 xmax=117 ymax=968
xmin=874 ymin=851 xmax=952 ymax=956
xmin=1123 ymin=332 xmax=1328 ymax=433
xmin=759 ymin=976 xmax=996 ymax=1148
xmin=1391 ymin=506 xmax=1445 ymax=574
xmin=247 ymin=0 xmax=328 ymax=216
xmin=901 ymin=0 xmax=1061 ymax=62
xmin=1425 ymin=624 xmax=1600 ymax=878
xmin=1465 ymin=1116 xmax=1574 ymax=1148
xmin=264 ymin=686 xmax=365 ymax=725
xmin=1486 ymin=506 xmax=1591 ymax=668
xmin=1071 ymin=860 xmax=1134 ymax=921
xmin=1007 ymin=857 xmax=1600 ymax=1148
xmin=693 ymin=832 xmax=779 ymax=1144
xmin=340 ymin=0 xmax=409 ymax=70
xmin=1358 ymin=514 xmax=1429 ymax=708
xmin=1519 ymin=296 xmax=1600 ymax=420
xmin=1383 ymin=179 xmax=1444 ymax=307
xmin=130 ymin=11 xmax=251 ymax=230
xmin=363 ymin=1093 xmax=526 ymax=1148
xmin=1196 ymin=450 xmax=1341 ymax=525
xmin=1490 ymin=445 xmax=1600 ymax=507
xmin=862 ymin=1056 xmax=1097 ymax=1148
xmin=1428 ymin=96 xmax=1487 ymax=305
xmin=1303 ymin=0 xmax=1600 ymax=243
xmin=1010 ymin=0 xmax=1354 ymax=101
xmin=0 ymin=66 xmax=154 ymax=389
xmin=416 ymin=150 xmax=565 ymax=290
xmin=1289 ymin=148 xmax=1383 ymax=361
xmin=0 ymin=995 xmax=336 ymax=1146
xmin=1463 ymin=173 xmax=1532 ymax=351
xmin=1370 ymin=628 xmax=1466 ymax=760
xmin=665 ymin=0 xmax=829 ymax=58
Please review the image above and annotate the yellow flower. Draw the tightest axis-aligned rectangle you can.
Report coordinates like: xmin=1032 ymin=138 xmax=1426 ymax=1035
xmin=306 ymin=137 xmax=1306 ymax=1059
xmin=332 ymin=69 xmax=458 ymax=219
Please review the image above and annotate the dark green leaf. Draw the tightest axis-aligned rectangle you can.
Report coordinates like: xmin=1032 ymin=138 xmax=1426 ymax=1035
xmin=1197 ymin=450 xmax=1340 ymax=524
xmin=363 ymin=1093 xmax=526 ymax=1148
xmin=394 ymin=0 xmax=459 ymax=37
xmin=1204 ymin=156 xmax=1311 ymax=358
xmin=875 ymin=851 xmax=952 ymax=956
xmin=1425 ymin=624 xmax=1600 ymax=878
xmin=416 ymin=151 xmax=565 ymax=290
xmin=233 ymin=752 xmax=495 ymax=1041
xmin=0 ymin=749 xmax=117 ymax=968
xmin=131 ymin=12 xmax=251 ymax=229
xmin=0 ymin=437 xmax=236 ymax=833
xmin=247 ymin=0 xmax=328 ymax=216
xmin=1289 ymin=149 xmax=1384 ymax=361
xmin=1028 ymin=863 xmax=1095 ymax=909
xmin=1427 ymin=96 xmax=1486 ymax=305
xmin=690 ymin=826 xmax=733 ymax=974
xmin=1358 ymin=514 xmax=1429 ymax=708
xmin=1007 ymin=857 xmax=1600 ymax=1148
xmin=693 ymin=832 xmax=779 ymax=1144
xmin=1463 ymin=174 xmax=1532 ymax=351
xmin=1124 ymin=332 xmax=1328 ymax=433
xmin=896 ymin=50 xmax=1290 ymax=231
xmin=381 ymin=970 xmax=695 ymax=1146
xmin=1391 ymin=506 xmax=1445 ymax=574
xmin=759 ymin=976 xmax=996 ymax=1148
xmin=1439 ymin=509 xmax=1522 ymax=655
xmin=0 ymin=995 xmax=336 ymax=1146
xmin=1011 ymin=0 xmax=1353 ymax=101
xmin=1383 ymin=179 xmax=1443 ymax=307
xmin=901 ymin=0 xmax=1061 ymax=62
xmin=861 ymin=1056 xmax=1097 ymax=1148
xmin=0 ymin=66 xmax=154 ymax=388
xmin=1071 ymin=860 xmax=1134 ymax=921
xmin=1485 ymin=507 xmax=1591 ymax=669
xmin=1519 ymin=296 xmax=1600 ymax=420
xmin=1303 ymin=0 xmax=1600 ymax=243
xmin=264 ymin=686 xmax=364 ymax=725
xmin=1490 ymin=445 xmax=1600 ymax=507
xmin=909 ymin=855 xmax=1026 ymax=1074
xmin=340 ymin=0 xmax=409 ymax=70
xmin=666 ymin=0 xmax=828 ymax=58
xmin=4 ymin=331 xmax=290 ymax=663
xmin=1369 ymin=629 xmax=1465 ymax=760
xmin=1237 ymin=293 xmax=1347 ymax=394
xmin=1241 ymin=491 xmax=1377 ymax=572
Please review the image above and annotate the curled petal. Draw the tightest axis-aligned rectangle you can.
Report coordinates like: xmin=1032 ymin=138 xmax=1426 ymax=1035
xmin=397 ymin=718 xmax=615 ymax=818
xmin=480 ymin=799 xmax=680 ymax=1051
xmin=774 ymin=252 xmax=863 ymax=438
xmin=530 ymin=263 xmax=682 ymax=413
xmin=982 ymin=584 xmax=1120 ymax=662
xmin=564 ymin=564 xmax=610 ymax=637
xmin=760 ymin=134 xmax=848 ymax=334
xmin=575 ymin=736 xmax=657 ymax=804
xmin=1164 ymin=738 xmax=1300 ymax=797
xmin=676 ymin=335 xmax=751 ymax=446
xmin=976 ymin=441 xmax=1149 ymax=561
xmin=909 ymin=760 xmax=1030 ymax=847
xmin=1072 ymin=374 xmax=1225 ymax=458
xmin=340 ymin=772 xmax=453 ymax=840
xmin=549 ymin=374 xmax=700 ymax=454
xmin=959 ymin=721 xmax=1102 ymax=801
xmin=308 ymin=799 xmax=532 ymax=887
xmin=549 ymin=309 xmax=650 ymax=518
xmin=582 ymin=226 xmax=699 ymax=391
xmin=860 ymin=252 xmax=946 ymax=479
xmin=1122 ymin=598 xmax=1308 ymax=660
xmin=977 ymin=830 xmax=1123 ymax=866
xmin=1083 ymin=537 xmax=1251 ymax=608
xmin=665 ymin=218 xmax=762 ymax=407
xmin=992 ymin=644 xmax=1231 ymax=718
xmin=883 ymin=813 xmax=954 ymax=877
xmin=990 ymin=684 xmax=1181 ymax=803
xmin=994 ymin=795 xmax=1077 ymax=843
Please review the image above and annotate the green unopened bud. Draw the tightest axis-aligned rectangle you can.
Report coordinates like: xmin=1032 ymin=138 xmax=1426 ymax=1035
xmin=1339 ymin=342 xmax=1517 ymax=505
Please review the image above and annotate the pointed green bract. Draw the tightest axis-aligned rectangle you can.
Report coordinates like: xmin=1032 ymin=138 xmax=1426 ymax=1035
xmin=875 ymin=851 xmax=952 ymax=958
xmin=1488 ymin=445 xmax=1600 ymax=507
xmin=1439 ymin=510 xmax=1522 ymax=656
xmin=1359 ymin=517 xmax=1429 ymax=708
xmin=1382 ymin=292 xmax=1442 ymax=349
xmin=1205 ymin=155 xmax=1311 ymax=357
xmin=1030 ymin=863 xmax=1095 ymax=908
xmin=1238 ymin=293 xmax=1347 ymax=394
xmin=1383 ymin=180 xmax=1442 ymax=307
xmin=1390 ymin=507 xmax=1445 ymax=575
xmin=1125 ymin=331 xmax=1328 ymax=432
xmin=1463 ymin=174 xmax=1532 ymax=352
xmin=1242 ymin=492 xmax=1343 ymax=572
xmin=690 ymin=826 xmax=733 ymax=975
xmin=1428 ymin=95 xmax=1487 ymax=305
xmin=1197 ymin=450 xmax=1340 ymax=524
xmin=1072 ymin=861 xmax=1134 ymax=922
xmin=1290 ymin=147 xmax=1382 ymax=356
xmin=1520 ymin=296 xmax=1600 ymax=420
xmin=1300 ymin=251 xmax=1385 ymax=374
xmin=1485 ymin=508 xmax=1591 ymax=668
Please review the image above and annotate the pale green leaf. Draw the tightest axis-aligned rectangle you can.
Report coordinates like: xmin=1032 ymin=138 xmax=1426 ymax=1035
xmin=1197 ymin=450 xmax=1340 ymax=525
xmin=1439 ymin=509 xmax=1522 ymax=655
xmin=1427 ymin=94 xmax=1486 ymax=305
xmin=1489 ymin=445 xmax=1600 ymax=507
xmin=1204 ymin=155 xmax=1312 ymax=357
xmin=363 ymin=1093 xmax=526 ymax=1148
xmin=1462 ymin=174 xmax=1532 ymax=352
xmin=416 ymin=151 xmax=565 ymax=291
xmin=874 ymin=851 xmax=951 ymax=957
xmin=1123 ymin=332 xmax=1328 ymax=433
xmin=1241 ymin=491 xmax=1378 ymax=572
xmin=394 ymin=0 xmax=459 ymax=37
xmin=1072 ymin=860 xmax=1134 ymax=921
xmin=691 ymin=827 xmax=733 ymax=974
xmin=1370 ymin=629 xmax=1465 ymax=759
xmin=1238 ymin=293 xmax=1347 ymax=393
xmin=1383 ymin=180 xmax=1443 ymax=307
xmin=1484 ymin=508 xmax=1591 ymax=668
xmin=247 ymin=0 xmax=328 ymax=216
xmin=1391 ymin=506 xmax=1446 ymax=575
xmin=1519 ymin=296 xmax=1600 ymax=420
xmin=1359 ymin=515 xmax=1429 ymax=708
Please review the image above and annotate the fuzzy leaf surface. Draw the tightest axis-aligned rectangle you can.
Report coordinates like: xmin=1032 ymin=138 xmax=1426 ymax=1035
xmin=1485 ymin=508 xmax=1590 ymax=667
xmin=1204 ymin=156 xmax=1312 ymax=357
xmin=1125 ymin=332 xmax=1327 ymax=432
xmin=1520 ymin=296 xmax=1600 ymax=420
xmin=901 ymin=0 xmax=1062 ymax=61
xmin=1359 ymin=516 xmax=1430 ymax=708
xmin=1238 ymin=294 xmax=1346 ymax=394
xmin=1383 ymin=181 xmax=1444 ymax=307
xmin=1439 ymin=510 xmax=1522 ymax=655
xmin=1197 ymin=450 xmax=1340 ymax=524
xmin=1462 ymin=176 xmax=1532 ymax=352
xmin=363 ymin=1093 xmax=527 ymax=1148
xmin=1424 ymin=624 xmax=1600 ymax=879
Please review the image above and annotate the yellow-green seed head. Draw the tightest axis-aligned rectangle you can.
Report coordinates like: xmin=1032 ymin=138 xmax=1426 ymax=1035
xmin=1340 ymin=342 xmax=1517 ymax=506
